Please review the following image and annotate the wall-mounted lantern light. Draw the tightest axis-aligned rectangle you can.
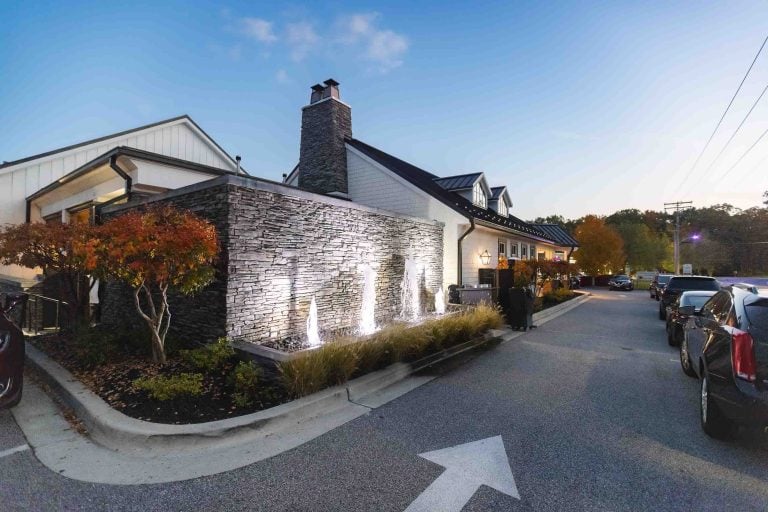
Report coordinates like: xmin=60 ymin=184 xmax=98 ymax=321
xmin=479 ymin=249 xmax=492 ymax=265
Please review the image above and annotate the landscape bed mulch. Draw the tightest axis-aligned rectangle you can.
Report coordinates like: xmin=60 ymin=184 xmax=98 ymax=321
xmin=29 ymin=336 xmax=292 ymax=425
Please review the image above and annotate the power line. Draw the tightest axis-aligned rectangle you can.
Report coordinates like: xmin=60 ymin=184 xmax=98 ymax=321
xmin=674 ymin=34 xmax=768 ymax=195
xmin=716 ymin=125 xmax=768 ymax=181
xmin=703 ymin=81 xmax=768 ymax=175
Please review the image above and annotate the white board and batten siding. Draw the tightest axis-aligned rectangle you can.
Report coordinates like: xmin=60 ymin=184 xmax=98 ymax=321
xmin=0 ymin=117 xmax=236 ymax=228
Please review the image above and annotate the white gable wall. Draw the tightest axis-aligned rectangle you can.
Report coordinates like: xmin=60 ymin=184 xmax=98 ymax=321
xmin=0 ymin=118 xmax=235 ymax=284
xmin=346 ymin=146 xmax=466 ymax=290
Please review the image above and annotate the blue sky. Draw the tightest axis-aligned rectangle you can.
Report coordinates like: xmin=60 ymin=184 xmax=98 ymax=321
xmin=1 ymin=1 xmax=767 ymax=219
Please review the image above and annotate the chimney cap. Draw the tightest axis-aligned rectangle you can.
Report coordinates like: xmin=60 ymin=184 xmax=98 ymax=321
xmin=323 ymin=78 xmax=340 ymax=87
xmin=310 ymin=84 xmax=325 ymax=92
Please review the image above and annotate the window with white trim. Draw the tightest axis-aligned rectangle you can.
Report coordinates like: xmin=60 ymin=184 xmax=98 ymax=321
xmin=529 ymin=245 xmax=536 ymax=260
xmin=509 ymin=242 xmax=518 ymax=258
xmin=472 ymin=182 xmax=487 ymax=208
xmin=521 ymin=244 xmax=527 ymax=258
xmin=498 ymin=240 xmax=506 ymax=258
xmin=498 ymin=197 xmax=507 ymax=217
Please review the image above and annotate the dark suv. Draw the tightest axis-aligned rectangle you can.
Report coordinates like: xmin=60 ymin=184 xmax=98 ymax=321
xmin=650 ymin=274 xmax=673 ymax=300
xmin=679 ymin=286 xmax=768 ymax=438
xmin=659 ymin=276 xmax=721 ymax=320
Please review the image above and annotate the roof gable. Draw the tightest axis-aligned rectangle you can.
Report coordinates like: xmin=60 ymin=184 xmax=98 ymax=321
xmin=1 ymin=115 xmax=239 ymax=176
xmin=345 ymin=138 xmax=551 ymax=242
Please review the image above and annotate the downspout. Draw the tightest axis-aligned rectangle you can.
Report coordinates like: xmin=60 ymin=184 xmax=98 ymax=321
xmin=109 ymin=154 xmax=132 ymax=200
xmin=457 ymin=218 xmax=475 ymax=286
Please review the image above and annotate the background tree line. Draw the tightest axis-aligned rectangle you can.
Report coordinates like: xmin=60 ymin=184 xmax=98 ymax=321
xmin=532 ymin=191 xmax=768 ymax=276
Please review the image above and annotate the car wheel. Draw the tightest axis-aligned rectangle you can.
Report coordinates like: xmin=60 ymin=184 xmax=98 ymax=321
xmin=679 ymin=338 xmax=696 ymax=378
xmin=700 ymin=370 xmax=733 ymax=439
xmin=5 ymin=380 xmax=22 ymax=408
xmin=659 ymin=305 xmax=666 ymax=320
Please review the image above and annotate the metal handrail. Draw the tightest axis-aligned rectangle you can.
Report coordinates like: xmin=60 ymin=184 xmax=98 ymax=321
xmin=0 ymin=292 xmax=69 ymax=334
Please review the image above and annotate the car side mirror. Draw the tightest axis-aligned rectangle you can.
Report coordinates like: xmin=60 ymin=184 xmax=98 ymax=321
xmin=678 ymin=305 xmax=695 ymax=316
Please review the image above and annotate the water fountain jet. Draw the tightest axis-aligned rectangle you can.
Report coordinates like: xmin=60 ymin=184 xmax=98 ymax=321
xmin=306 ymin=296 xmax=322 ymax=347
xmin=359 ymin=264 xmax=377 ymax=335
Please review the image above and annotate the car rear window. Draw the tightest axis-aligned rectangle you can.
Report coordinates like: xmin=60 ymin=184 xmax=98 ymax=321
xmin=745 ymin=298 xmax=768 ymax=335
xmin=682 ymin=295 xmax=712 ymax=310
xmin=667 ymin=277 xmax=721 ymax=291
xmin=657 ymin=275 xmax=672 ymax=284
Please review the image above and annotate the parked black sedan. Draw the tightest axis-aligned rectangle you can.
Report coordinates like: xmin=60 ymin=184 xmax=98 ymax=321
xmin=650 ymin=274 xmax=673 ymax=300
xmin=679 ymin=285 xmax=768 ymax=438
xmin=665 ymin=290 xmax=716 ymax=346
xmin=659 ymin=276 xmax=721 ymax=320
xmin=608 ymin=275 xmax=633 ymax=291
xmin=0 ymin=294 xmax=26 ymax=409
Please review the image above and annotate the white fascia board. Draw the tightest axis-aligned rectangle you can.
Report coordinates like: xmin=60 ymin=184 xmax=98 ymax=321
xmin=474 ymin=219 xmax=555 ymax=245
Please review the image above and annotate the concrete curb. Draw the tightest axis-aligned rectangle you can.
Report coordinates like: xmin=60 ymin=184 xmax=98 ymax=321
xmin=23 ymin=293 xmax=590 ymax=457
xmin=24 ymin=332 xmax=496 ymax=456
xmin=16 ymin=293 xmax=592 ymax=484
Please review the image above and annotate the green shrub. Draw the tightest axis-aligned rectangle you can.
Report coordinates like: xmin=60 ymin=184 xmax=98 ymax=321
xmin=133 ymin=373 xmax=204 ymax=401
xmin=231 ymin=361 xmax=263 ymax=407
xmin=279 ymin=304 xmax=503 ymax=397
xmin=180 ymin=338 xmax=234 ymax=371
xmin=71 ymin=325 xmax=122 ymax=367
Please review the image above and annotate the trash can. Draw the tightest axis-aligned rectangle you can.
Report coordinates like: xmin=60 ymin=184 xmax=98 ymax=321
xmin=507 ymin=288 xmax=528 ymax=330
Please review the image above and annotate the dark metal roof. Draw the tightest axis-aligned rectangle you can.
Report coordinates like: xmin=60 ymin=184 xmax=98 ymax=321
xmin=532 ymin=224 xmax=580 ymax=247
xmin=433 ymin=173 xmax=483 ymax=190
xmin=490 ymin=186 xmax=506 ymax=200
xmin=346 ymin=138 xmax=553 ymax=242
xmin=1 ymin=115 xmax=240 ymax=170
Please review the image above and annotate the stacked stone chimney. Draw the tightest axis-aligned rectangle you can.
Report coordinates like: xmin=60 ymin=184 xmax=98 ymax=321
xmin=298 ymin=79 xmax=352 ymax=197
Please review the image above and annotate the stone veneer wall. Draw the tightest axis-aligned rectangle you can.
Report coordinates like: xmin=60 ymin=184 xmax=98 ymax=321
xmin=101 ymin=175 xmax=443 ymax=346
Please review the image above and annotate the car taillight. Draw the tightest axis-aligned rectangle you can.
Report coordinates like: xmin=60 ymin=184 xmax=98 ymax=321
xmin=731 ymin=328 xmax=756 ymax=382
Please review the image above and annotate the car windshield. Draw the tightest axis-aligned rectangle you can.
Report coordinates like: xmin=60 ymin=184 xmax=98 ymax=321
xmin=681 ymin=295 xmax=712 ymax=310
xmin=667 ymin=277 xmax=720 ymax=291
xmin=614 ymin=275 xmax=628 ymax=280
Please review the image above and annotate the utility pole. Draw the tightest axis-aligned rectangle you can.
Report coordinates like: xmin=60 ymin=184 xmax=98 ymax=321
xmin=664 ymin=201 xmax=693 ymax=274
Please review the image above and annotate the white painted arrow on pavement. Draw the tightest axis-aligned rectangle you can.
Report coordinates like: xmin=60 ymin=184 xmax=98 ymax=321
xmin=405 ymin=435 xmax=519 ymax=512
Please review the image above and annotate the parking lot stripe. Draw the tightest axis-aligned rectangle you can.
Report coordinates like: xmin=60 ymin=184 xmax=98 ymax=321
xmin=0 ymin=444 xmax=29 ymax=459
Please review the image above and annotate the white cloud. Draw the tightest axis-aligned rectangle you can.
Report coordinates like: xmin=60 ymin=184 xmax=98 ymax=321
xmin=276 ymin=69 xmax=290 ymax=83
xmin=241 ymin=17 xmax=277 ymax=43
xmin=337 ymin=13 xmax=409 ymax=72
xmin=286 ymin=22 xmax=319 ymax=61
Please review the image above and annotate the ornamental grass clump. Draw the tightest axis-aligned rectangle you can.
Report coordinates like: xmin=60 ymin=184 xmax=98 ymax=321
xmin=279 ymin=304 xmax=503 ymax=397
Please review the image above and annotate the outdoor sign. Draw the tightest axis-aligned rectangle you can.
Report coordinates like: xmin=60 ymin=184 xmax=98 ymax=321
xmin=682 ymin=264 xmax=693 ymax=275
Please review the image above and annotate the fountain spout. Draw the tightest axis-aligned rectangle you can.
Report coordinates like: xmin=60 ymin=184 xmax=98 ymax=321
xmin=435 ymin=286 xmax=445 ymax=315
xmin=360 ymin=265 xmax=377 ymax=335
xmin=306 ymin=296 xmax=322 ymax=347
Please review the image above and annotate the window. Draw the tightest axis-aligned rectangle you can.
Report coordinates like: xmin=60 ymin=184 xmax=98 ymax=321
xmin=538 ymin=252 xmax=546 ymax=261
xmin=510 ymin=242 xmax=518 ymax=258
xmin=498 ymin=198 xmax=507 ymax=217
xmin=521 ymin=245 xmax=527 ymax=258
xmin=498 ymin=241 xmax=506 ymax=257
xmin=472 ymin=182 xmax=487 ymax=208
xmin=554 ymin=251 xmax=565 ymax=261
xmin=529 ymin=245 xmax=535 ymax=260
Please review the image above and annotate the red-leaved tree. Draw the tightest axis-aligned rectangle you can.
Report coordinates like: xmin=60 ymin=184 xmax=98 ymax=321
xmin=81 ymin=206 xmax=219 ymax=364
xmin=0 ymin=221 xmax=96 ymax=326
